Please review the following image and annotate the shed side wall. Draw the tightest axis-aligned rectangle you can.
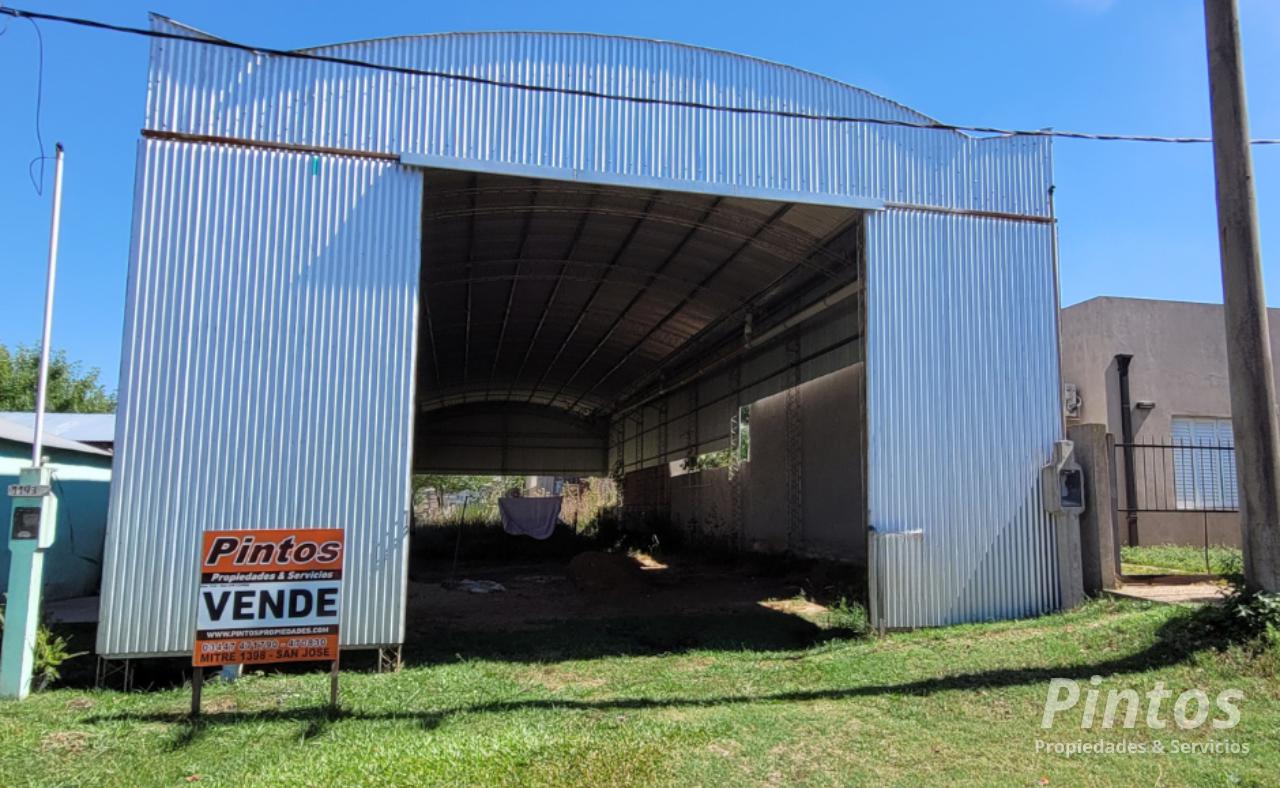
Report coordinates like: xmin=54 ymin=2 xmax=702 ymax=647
xmin=866 ymin=209 xmax=1062 ymax=627
xmin=97 ymin=140 xmax=421 ymax=657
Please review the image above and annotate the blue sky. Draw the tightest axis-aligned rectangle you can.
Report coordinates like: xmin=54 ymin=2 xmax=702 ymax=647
xmin=1 ymin=0 xmax=1277 ymax=391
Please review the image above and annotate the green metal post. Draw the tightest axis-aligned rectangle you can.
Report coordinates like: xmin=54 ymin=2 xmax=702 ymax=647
xmin=2 ymin=466 xmax=58 ymax=699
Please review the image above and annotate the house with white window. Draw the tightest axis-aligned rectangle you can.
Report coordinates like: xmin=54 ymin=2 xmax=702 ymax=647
xmin=1059 ymin=296 xmax=1277 ymax=548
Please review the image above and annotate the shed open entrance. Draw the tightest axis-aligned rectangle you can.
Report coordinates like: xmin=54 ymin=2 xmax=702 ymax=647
xmin=411 ymin=167 xmax=863 ymax=472
xmin=406 ymin=166 xmax=868 ymax=643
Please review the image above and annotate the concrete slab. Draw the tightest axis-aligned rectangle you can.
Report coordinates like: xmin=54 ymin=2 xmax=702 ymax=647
xmin=1107 ymin=583 xmax=1231 ymax=606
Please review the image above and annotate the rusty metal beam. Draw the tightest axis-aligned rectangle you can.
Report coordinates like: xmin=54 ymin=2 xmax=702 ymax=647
xmin=882 ymin=201 xmax=1055 ymax=225
xmin=140 ymin=129 xmax=400 ymax=161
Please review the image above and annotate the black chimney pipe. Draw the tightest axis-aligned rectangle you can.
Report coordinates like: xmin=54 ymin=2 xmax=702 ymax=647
xmin=1116 ymin=354 xmax=1139 ymax=547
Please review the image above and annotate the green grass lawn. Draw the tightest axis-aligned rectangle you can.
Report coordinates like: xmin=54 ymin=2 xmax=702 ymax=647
xmin=1 ymin=599 xmax=1277 ymax=786
xmin=1121 ymin=544 xmax=1244 ymax=576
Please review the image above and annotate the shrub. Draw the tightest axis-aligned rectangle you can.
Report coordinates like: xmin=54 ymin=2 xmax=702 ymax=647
xmin=825 ymin=597 xmax=870 ymax=637
xmin=0 ymin=607 xmax=87 ymax=691
xmin=1228 ymin=589 xmax=1280 ymax=643
xmin=1158 ymin=586 xmax=1280 ymax=660
xmin=33 ymin=625 xmax=87 ymax=690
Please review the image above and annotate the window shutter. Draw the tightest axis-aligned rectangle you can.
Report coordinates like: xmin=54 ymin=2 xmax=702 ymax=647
xmin=1171 ymin=416 xmax=1237 ymax=510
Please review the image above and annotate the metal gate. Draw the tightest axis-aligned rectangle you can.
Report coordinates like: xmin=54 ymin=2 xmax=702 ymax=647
xmin=1113 ymin=440 xmax=1240 ymax=577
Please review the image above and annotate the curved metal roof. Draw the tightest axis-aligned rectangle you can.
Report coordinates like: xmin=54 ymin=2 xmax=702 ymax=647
xmin=146 ymin=15 xmax=1051 ymax=217
xmin=294 ymin=29 xmax=942 ymax=128
xmin=154 ymin=16 xmax=940 ymax=129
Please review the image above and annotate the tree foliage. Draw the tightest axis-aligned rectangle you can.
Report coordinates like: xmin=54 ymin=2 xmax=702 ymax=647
xmin=0 ymin=344 xmax=116 ymax=413
xmin=411 ymin=474 xmax=503 ymax=509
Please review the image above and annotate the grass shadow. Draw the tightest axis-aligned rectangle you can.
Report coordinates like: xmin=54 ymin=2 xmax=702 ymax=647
xmin=84 ymin=597 xmax=1273 ymax=748
xmin=164 ymin=720 xmax=206 ymax=751
xmin=394 ymin=605 xmax=858 ymax=669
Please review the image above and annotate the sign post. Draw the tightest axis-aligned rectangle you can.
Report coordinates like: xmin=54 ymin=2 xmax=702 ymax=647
xmin=192 ymin=528 xmax=344 ymax=716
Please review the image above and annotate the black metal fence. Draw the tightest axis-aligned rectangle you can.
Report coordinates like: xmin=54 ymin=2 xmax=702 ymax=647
xmin=1114 ymin=441 xmax=1238 ymax=514
xmin=1112 ymin=440 xmax=1240 ymax=578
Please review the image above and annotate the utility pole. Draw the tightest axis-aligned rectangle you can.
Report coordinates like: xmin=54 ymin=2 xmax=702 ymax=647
xmin=30 ymin=144 xmax=66 ymax=468
xmin=1 ymin=143 xmax=65 ymax=699
xmin=1204 ymin=0 xmax=1280 ymax=593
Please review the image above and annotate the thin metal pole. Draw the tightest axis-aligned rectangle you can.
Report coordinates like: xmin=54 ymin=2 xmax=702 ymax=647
xmin=31 ymin=143 xmax=66 ymax=467
xmin=1204 ymin=511 xmax=1212 ymax=575
xmin=448 ymin=495 xmax=469 ymax=583
xmin=1205 ymin=0 xmax=1280 ymax=592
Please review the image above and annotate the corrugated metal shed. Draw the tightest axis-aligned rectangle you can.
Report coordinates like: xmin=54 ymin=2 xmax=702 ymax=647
xmin=98 ymin=17 xmax=1062 ymax=655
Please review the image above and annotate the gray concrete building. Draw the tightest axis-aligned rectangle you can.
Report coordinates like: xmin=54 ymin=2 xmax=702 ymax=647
xmin=1059 ymin=296 xmax=1276 ymax=549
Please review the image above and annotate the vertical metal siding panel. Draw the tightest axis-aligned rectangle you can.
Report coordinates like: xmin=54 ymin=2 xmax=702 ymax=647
xmin=866 ymin=210 xmax=1061 ymax=628
xmin=98 ymin=140 xmax=420 ymax=657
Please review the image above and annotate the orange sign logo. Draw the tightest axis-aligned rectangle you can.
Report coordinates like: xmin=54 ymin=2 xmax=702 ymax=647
xmin=194 ymin=528 xmax=344 ymax=667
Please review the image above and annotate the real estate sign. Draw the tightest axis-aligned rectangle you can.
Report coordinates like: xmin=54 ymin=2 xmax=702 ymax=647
xmin=194 ymin=528 xmax=344 ymax=667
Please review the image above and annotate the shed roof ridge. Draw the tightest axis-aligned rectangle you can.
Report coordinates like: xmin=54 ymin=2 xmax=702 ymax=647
xmin=147 ymin=14 xmax=943 ymax=129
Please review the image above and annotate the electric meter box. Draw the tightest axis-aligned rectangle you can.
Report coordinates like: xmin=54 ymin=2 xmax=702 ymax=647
xmin=7 ymin=467 xmax=57 ymax=550
xmin=1040 ymin=441 xmax=1085 ymax=517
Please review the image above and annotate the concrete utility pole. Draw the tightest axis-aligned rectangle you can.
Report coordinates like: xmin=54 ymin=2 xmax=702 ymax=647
xmin=1204 ymin=0 xmax=1280 ymax=592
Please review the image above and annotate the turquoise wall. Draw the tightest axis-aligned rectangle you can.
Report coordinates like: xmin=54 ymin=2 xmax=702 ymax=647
xmin=0 ymin=439 xmax=112 ymax=601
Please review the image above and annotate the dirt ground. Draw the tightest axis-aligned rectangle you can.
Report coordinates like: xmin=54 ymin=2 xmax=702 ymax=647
xmin=51 ymin=550 xmax=853 ymax=690
xmin=405 ymin=552 xmax=827 ymax=633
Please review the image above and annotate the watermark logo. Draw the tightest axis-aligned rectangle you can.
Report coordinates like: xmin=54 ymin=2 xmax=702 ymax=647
xmin=1035 ymin=676 xmax=1250 ymax=757
xmin=1041 ymin=676 xmax=1242 ymax=730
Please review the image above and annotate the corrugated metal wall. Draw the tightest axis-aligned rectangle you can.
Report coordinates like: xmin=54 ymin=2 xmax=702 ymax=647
xmin=866 ymin=209 xmax=1062 ymax=627
xmin=98 ymin=139 xmax=421 ymax=657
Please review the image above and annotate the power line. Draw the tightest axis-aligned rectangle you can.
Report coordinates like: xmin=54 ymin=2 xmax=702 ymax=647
xmin=15 ymin=11 xmax=50 ymax=194
xmin=3 ymin=5 xmax=1280 ymax=146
